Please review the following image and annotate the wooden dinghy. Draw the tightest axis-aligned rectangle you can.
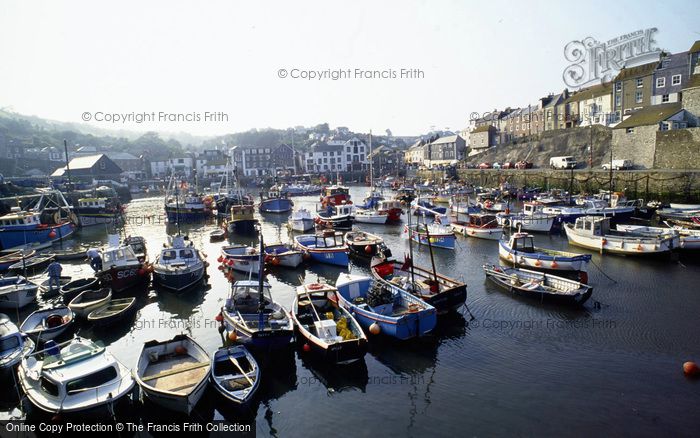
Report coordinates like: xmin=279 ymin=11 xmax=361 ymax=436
xmin=210 ymin=345 xmax=260 ymax=405
xmin=68 ymin=288 xmax=112 ymax=318
xmin=87 ymin=297 xmax=136 ymax=327
xmin=134 ymin=334 xmax=211 ymax=414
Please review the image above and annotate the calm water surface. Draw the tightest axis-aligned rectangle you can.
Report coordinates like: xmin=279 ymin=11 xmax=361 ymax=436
xmin=2 ymin=187 xmax=699 ymax=436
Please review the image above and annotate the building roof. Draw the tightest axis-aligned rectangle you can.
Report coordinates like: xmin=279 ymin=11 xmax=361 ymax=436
xmin=614 ymin=103 xmax=683 ymax=129
xmin=565 ymin=82 xmax=613 ymax=104
xmin=430 ymin=135 xmax=460 ymax=145
xmin=689 ymin=40 xmax=700 ymax=54
xmin=309 ymin=142 xmax=343 ymax=153
xmin=613 ymin=61 xmax=659 ymax=81
xmin=471 ymin=125 xmax=495 ymax=134
xmin=104 ymin=152 xmax=139 ymax=160
xmin=686 ymin=73 xmax=700 ymax=89
xmin=64 ymin=154 xmax=104 ymax=170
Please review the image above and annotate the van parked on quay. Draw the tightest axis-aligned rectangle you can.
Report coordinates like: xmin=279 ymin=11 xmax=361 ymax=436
xmin=549 ymin=156 xmax=577 ymax=169
xmin=602 ymin=159 xmax=633 ymax=170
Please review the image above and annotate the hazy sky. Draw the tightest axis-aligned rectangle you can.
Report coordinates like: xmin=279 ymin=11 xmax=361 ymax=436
xmin=0 ymin=0 xmax=698 ymax=137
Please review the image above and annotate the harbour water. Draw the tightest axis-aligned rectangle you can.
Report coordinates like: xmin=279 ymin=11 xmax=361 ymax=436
xmin=2 ymin=187 xmax=700 ymax=436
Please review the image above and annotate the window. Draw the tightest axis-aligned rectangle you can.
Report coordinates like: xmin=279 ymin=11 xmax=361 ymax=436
xmin=636 ymin=78 xmax=643 ymax=88
xmin=662 ymin=94 xmax=670 ymax=103
xmin=66 ymin=367 xmax=118 ymax=394
xmin=672 ymin=74 xmax=681 ymax=86
xmin=346 ymin=155 xmax=351 ymax=161
xmin=615 ymin=82 xmax=622 ymax=92
xmin=626 ymin=127 xmax=635 ymax=134
xmin=635 ymin=91 xmax=643 ymax=103
xmin=660 ymin=123 xmax=669 ymax=131
xmin=656 ymin=77 xmax=666 ymax=88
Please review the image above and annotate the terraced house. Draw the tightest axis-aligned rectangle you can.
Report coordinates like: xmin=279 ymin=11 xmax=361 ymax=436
xmin=423 ymin=135 xmax=466 ymax=168
xmin=612 ymin=61 xmax=658 ymax=120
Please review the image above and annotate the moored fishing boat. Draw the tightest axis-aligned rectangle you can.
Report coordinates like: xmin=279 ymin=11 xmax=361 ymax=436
xmin=411 ymin=198 xmax=447 ymax=217
xmin=153 ymin=235 xmax=206 ymax=291
xmin=20 ymin=306 xmax=74 ymax=341
xmin=497 ymin=203 xmax=557 ymax=233
xmin=370 ymin=255 xmax=467 ymax=314
xmin=353 ymin=207 xmax=389 ymax=224
xmin=210 ymin=345 xmax=260 ymax=405
xmin=377 ymin=199 xmax=403 ymax=222
xmin=0 ymin=276 xmax=39 ymax=309
xmin=68 ymin=288 xmax=112 ymax=318
xmin=406 ymin=222 xmax=456 ymax=250
xmin=226 ymin=204 xmax=258 ymax=235
xmin=499 ymin=233 xmax=591 ymax=277
xmin=124 ymin=236 xmax=148 ymax=262
xmin=0 ymin=205 xmax=74 ymax=252
xmin=483 ymin=264 xmax=593 ymax=305
xmin=96 ymin=235 xmax=151 ymax=292
xmin=134 ymin=334 xmax=211 ymax=414
xmin=293 ymin=283 xmax=367 ymax=364
xmin=616 ymin=224 xmax=700 ymax=250
xmin=288 ymin=208 xmax=315 ymax=232
xmin=258 ymin=185 xmax=294 ymax=213
xmin=221 ymin=244 xmax=262 ymax=274
xmin=18 ymin=337 xmax=134 ymax=414
xmin=74 ymin=197 xmax=123 ymax=227
xmin=263 ymin=243 xmax=303 ymax=268
xmin=320 ymin=185 xmax=351 ymax=207
xmin=344 ymin=230 xmax=387 ymax=260
xmin=451 ymin=214 xmax=502 ymax=240
xmin=564 ymin=216 xmax=680 ymax=255
xmin=315 ymin=204 xmax=354 ymax=230
xmin=335 ymin=273 xmax=437 ymax=340
xmin=293 ymin=230 xmax=349 ymax=267
xmin=0 ymin=314 xmax=35 ymax=371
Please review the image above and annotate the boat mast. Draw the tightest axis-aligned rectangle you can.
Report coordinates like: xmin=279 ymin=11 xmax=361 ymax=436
xmin=407 ymin=203 xmax=416 ymax=287
xmin=423 ymin=215 xmax=439 ymax=284
xmin=257 ymin=232 xmax=266 ymax=327
xmin=369 ymin=130 xmax=373 ymax=188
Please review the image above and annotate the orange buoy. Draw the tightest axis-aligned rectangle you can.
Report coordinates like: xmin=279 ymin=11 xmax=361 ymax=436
xmin=369 ymin=322 xmax=381 ymax=335
xmin=138 ymin=268 xmax=146 ymax=276
xmin=217 ymin=256 xmax=223 ymax=263
xmin=303 ymin=343 xmax=311 ymax=352
xmin=534 ymin=260 xmax=542 ymax=267
xmin=551 ymin=260 xmax=559 ymax=269
xmin=48 ymin=230 xmax=57 ymax=239
xmin=683 ymin=361 xmax=699 ymax=377
xmin=272 ymin=257 xmax=281 ymax=266
xmin=215 ymin=312 xmax=223 ymax=322
xmin=364 ymin=245 xmax=373 ymax=254
xmin=228 ymin=331 xmax=238 ymax=342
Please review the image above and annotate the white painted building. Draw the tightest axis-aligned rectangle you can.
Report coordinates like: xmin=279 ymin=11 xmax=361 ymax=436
xmin=303 ymin=137 xmax=369 ymax=173
xmin=150 ymin=156 xmax=194 ymax=178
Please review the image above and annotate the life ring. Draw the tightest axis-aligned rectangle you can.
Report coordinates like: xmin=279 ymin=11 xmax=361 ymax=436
xmin=308 ymin=283 xmax=324 ymax=290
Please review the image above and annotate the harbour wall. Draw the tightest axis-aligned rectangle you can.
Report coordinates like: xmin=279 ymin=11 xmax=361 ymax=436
xmin=417 ymin=169 xmax=700 ymax=203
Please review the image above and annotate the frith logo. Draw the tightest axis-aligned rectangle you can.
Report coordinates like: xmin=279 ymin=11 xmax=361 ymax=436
xmin=563 ymin=28 xmax=661 ymax=89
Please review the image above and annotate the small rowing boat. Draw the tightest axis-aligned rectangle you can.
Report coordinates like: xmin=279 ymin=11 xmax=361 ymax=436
xmin=210 ymin=345 xmax=260 ymax=405
xmin=68 ymin=288 xmax=112 ymax=318
xmin=483 ymin=264 xmax=593 ymax=305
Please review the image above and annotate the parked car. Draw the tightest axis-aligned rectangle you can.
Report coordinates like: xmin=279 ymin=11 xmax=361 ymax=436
xmin=602 ymin=159 xmax=633 ymax=170
xmin=501 ymin=162 xmax=515 ymax=169
xmin=515 ymin=160 xmax=533 ymax=169
xmin=478 ymin=162 xmax=492 ymax=169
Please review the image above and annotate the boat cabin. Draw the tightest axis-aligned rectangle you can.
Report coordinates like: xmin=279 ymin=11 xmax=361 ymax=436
xmin=323 ymin=186 xmax=349 ymax=197
xmin=0 ymin=209 xmax=42 ymax=228
xmin=469 ymin=214 xmax=498 ymax=229
xmin=509 ymin=233 xmax=536 ymax=252
xmin=102 ymin=235 xmax=139 ymax=267
xmin=23 ymin=339 xmax=121 ymax=404
xmin=522 ymin=202 xmax=545 ymax=216
xmin=227 ymin=280 xmax=273 ymax=314
xmin=159 ymin=236 xmax=199 ymax=266
xmin=124 ymin=236 xmax=147 ymax=258
xmin=573 ymin=216 xmax=611 ymax=236
xmin=78 ymin=198 xmax=107 ymax=209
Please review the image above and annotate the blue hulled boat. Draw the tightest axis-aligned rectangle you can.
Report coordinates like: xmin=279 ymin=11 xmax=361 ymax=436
xmin=406 ymin=223 xmax=456 ymax=250
xmin=411 ymin=198 xmax=447 ymax=217
xmin=259 ymin=186 xmax=293 ymax=213
xmin=335 ymin=273 xmax=437 ymax=340
xmin=0 ymin=209 xmax=74 ymax=251
xmin=294 ymin=230 xmax=349 ymax=267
